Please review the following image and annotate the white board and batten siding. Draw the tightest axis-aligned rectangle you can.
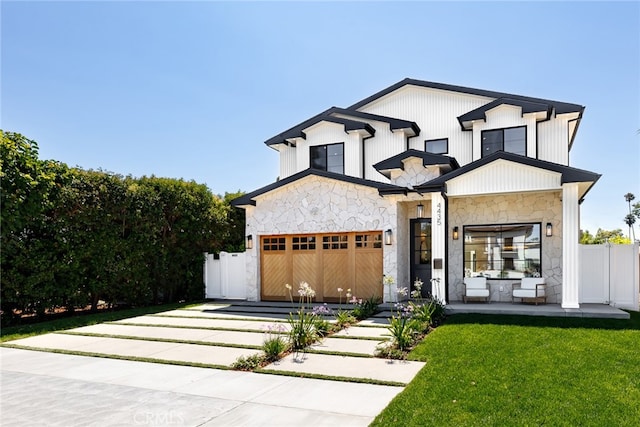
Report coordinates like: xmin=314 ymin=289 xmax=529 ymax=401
xmin=358 ymin=85 xmax=490 ymax=167
xmin=446 ymin=160 xmax=561 ymax=197
xmin=579 ymin=243 xmax=639 ymax=311
xmin=204 ymin=252 xmax=247 ymax=300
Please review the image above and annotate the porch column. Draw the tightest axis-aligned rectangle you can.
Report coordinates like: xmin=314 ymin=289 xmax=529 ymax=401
xmin=562 ymin=183 xmax=580 ymax=309
xmin=431 ymin=193 xmax=446 ymax=304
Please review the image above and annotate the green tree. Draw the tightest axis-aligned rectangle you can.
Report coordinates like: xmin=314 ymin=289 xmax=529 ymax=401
xmin=580 ymin=228 xmax=631 ymax=244
xmin=221 ymin=191 xmax=246 ymax=252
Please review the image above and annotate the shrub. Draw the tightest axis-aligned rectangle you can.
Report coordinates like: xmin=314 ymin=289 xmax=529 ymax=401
xmin=335 ymin=310 xmax=357 ymax=329
xmin=231 ymin=353 xmax=264 ymax=370
xmin=352 ymin=295 xmax=381 ymax=320
xmin=262 ymin=323 xmax=289 ymax=362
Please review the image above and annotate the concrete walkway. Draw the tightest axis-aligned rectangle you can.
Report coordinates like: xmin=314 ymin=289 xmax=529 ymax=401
xmin=1 ymin=302 xmax=422 ymax=426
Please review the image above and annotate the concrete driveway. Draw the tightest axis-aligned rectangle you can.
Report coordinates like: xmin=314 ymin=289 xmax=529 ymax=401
xmin=1 ymin=302 xmax=423 ymax=426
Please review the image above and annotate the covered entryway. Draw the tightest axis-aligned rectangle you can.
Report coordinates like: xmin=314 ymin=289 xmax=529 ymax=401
xmin=410 ymin=218 xmax=432 ymax=297
xmin=260 ymin=232 xmax=383 ymax=302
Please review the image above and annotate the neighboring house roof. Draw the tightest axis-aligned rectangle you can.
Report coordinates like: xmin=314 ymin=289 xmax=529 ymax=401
xmin=231 ymin=168 xmax=408 ymax=206
xmin=373 ymin=149 xmax=460 ymax=179
xmin=457 ymin=97 xmax=553 ymax=130
xmin=348 ymin=78 xmax=585 ymax=116
xmin=414 ymin=151 xmax=601 ymax=195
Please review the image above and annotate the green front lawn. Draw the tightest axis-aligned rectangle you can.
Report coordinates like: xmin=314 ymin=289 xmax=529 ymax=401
xmin=372 ymin=312 xmax=640 ymax=426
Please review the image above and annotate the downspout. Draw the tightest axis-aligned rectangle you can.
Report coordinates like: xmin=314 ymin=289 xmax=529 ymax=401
xmin=362 ymin=133 xmax=374 ymax=179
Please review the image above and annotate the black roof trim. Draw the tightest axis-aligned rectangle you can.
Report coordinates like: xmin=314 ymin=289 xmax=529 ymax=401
xmin=414 ymin=151 xmax=601 ymax=191
xmin=457 ymin=98 xmax=552 ymax=129
xmin=231 ymin=169 xmax=408 ymax=206
xmin=348 ymin=78 xmax=583 ymax=115
xmin=264 ymin=111 xmax=376 ymax=146
xmin=373 ymin=149 xmax=460 ymax=178
xmin=328 ymin=107 xmax=420 ymax=135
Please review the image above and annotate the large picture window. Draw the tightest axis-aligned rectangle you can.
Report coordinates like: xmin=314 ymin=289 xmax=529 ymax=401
xmin=481 ymin=126 xmax=526 ymax=157
xmin=310 ymin=143 xmax=344 ymax=174
xmin=463 ymin=223 xmax=541 ymax=279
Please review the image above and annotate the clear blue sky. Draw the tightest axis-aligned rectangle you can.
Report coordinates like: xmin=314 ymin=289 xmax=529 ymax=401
xmin=2 ymin=1 xmax=639 ymax=235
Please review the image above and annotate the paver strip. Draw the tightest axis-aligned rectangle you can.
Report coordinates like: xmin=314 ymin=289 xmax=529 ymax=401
xmin=67 ymin=323 xmax=270 ymax=347
xmin=332 ymin=325 xmax=391 ymax=339
xmin=7 ymin=333 xmax=262 ymax=366
xmin=262 ymin=352 xmax=425 ymax=384
xmin=310 ymin=337 xmax=383 ymax=355
xmin=113 ymin=315 xmax=291 ymax=331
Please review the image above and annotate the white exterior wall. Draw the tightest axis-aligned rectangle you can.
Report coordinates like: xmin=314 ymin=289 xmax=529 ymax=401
xmin=537 ymin=114 xmax=574 ymax=165
xmin=332 ymin=114 xmax=406 ymax=183
xmin=297 ymin=122 xmax=362 ymax=178
xmin=279 ymin=143 xmax=297 ymax=179
xmin=431 ymin=193 xmax=446 ymax=303
xmin=471 ymin=105 xmax=537 ymax=161
xmin=446 ymin=160 xmax=562 ymax=196
xmin=448 ymin=192 xmax=563 ymax=303
xmin=562 ymin=182 xmax=580 ymax=308
xmin=244 ymin=175 xmax=398 ymax=301
xmin=358 ymin=86 xmax=489 ymax=166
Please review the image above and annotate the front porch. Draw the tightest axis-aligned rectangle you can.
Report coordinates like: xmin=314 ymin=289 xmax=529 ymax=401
xmin=444 ymin=302 xmax=630 ymax=319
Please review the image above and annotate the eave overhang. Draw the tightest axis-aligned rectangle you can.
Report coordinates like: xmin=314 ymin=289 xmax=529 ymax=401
xmin=457 ymin=98 xmax=553 ymax=130
xmin=349 ymin=78 xmax=584 ymax=116
xmin=327 ymin=107 xmax=420 ymax=136
xmin=264 ymin=115 xmax=375 ymax=148
xmin=230 ymin=168 xmax=408 ymax=207
xmin=414 ymin=151 xmax=601 ymax=199
xmin=373 ymin=149 xmax=460 ymax=179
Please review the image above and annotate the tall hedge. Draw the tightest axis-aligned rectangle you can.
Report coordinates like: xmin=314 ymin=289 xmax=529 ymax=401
xmin=1 ymin=130 xmax=243 ymax=325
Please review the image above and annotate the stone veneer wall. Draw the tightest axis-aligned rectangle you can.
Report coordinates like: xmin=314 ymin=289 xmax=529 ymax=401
xmin=448 ymin=191 xmax=563 ymax=303
xmin=244 ymin=175 xmax=398 ymax=301
xmin=390 ymin=158 xmax=440 ymax=188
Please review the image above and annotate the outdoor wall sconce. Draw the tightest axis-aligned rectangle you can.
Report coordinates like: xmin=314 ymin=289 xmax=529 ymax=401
xmin=416 ymin=203 xmax=424 ymax=218
xmin=452 ymin=226 xmax=459 ymax=240
xmin=546 ymin=223 xmax=553 ymax=237
xmin=385 ymin=229 xmax=393 ymax=245
xmin=246 ymin=235 xmax=253 ymax=250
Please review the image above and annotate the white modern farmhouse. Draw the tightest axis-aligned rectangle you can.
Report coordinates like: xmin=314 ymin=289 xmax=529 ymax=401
xmin=232 ymin=78 xmax=600 ymax=308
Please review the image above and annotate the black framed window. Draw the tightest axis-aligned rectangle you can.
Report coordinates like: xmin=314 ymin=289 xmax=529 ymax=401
xmin=425 ymin=138 xmax=448 ymax=154
xmin=310 ymin=143 xmax=344 ymax=174
xmin=463 ymin=223 xmax=541 ymax=279
xmin=481 ymin=126 xmax=526 ymax=157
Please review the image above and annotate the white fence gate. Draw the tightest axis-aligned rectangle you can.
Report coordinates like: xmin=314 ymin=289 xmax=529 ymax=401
xmin=579 ymin=243 xmax=639 ymax=311
xmin=203 ymin=252 xmax=247 ymax=299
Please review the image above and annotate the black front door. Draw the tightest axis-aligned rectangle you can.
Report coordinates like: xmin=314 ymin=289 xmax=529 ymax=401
xmin=410 ymin=218 xmax=432 ymax=297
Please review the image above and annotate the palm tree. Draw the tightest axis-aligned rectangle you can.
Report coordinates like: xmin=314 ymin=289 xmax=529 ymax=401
xmin=624 ymin=193 xmax=636 ymax=241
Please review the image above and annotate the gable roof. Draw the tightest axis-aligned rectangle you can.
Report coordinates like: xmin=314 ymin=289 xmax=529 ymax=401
xmin=264 ymin=106 xmax=421 ymax=147
xmin=348 ymin=78 xmax=584 ymax=116
xmin=414 ymin=151 xmax=600 ymax=194
xmin=264 ymin=113 xmax=376 ymax=147
xmin=328 ymin=107 xmax=420 ymax=135
xmin=457 ymin=97 xmax=553 ymax=130
xmin=231 ymin=168 xmax=408 ymax=206
xmin=373 ymin=149 xmax=460 ymax=179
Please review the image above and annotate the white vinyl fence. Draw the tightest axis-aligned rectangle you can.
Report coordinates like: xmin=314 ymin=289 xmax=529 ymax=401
xmin=579 ymin=243 xmax=639 ymax=311
xmin=203 ymin=252 xmax=247 ymax=299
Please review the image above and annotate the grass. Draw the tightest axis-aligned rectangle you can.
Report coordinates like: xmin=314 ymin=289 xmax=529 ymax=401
xmin=0 ymin=302 xmax=197 ymax=343
xmin=371 ymin=311 xmax=640 ymax=426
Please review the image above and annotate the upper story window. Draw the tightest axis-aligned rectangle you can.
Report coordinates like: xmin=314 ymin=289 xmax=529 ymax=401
xmin=425 ymin=138 xmax=448 ymax=154
xmin=481 ymin=126 xmax=526 ymax=157
xmin=310 ymin=143 xmax=344 ymax=174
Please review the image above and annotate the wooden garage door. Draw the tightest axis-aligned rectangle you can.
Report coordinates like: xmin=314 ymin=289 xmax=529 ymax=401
xmin=260 ymin=232 xmax=383 ymax=302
